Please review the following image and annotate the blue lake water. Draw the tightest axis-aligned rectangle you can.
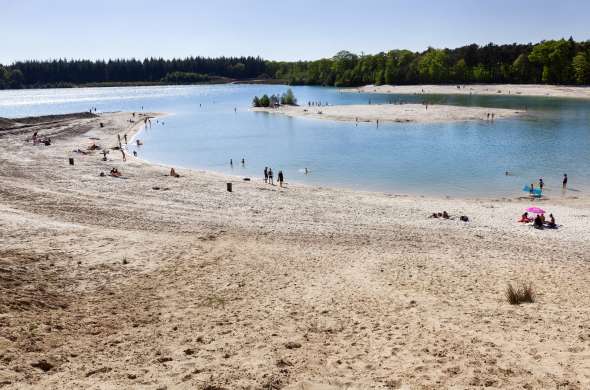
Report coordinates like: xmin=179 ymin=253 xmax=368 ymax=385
xmin=1 ymin=84 xmax=589 ymax=197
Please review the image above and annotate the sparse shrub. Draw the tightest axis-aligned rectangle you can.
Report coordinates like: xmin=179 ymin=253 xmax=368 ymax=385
xmin=506 ymin=282 xmax=536 ymax=305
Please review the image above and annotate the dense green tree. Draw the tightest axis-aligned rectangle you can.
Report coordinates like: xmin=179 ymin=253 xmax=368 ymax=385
xmin=572 ymin=52 xmax=590 ymax=84
xmin=259 ymin=94 xmax=270 ymax=107
xmin=161 ymin=71 xmax=209 ymax=84
xmin=418 ymin=49 xmax=449 ymax=82
xmin=280 ymin=89 xmax=297 ymax=105
xmin=528 ymin=40 xmax=573 ymax=83
xmin=8 ymin=69 xmax=24 ymax=88
xmin=451 ymin=59 xmax=469 ymax=82
xmin=0 ymin=65 xmax=8 ymax=89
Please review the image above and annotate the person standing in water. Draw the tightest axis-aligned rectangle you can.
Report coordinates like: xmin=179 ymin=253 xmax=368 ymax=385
xmin=539 ymin=177 xmax=544 ymax=191
xmin=230 ymin=159 xmax=233 ymax=167
xmin=268 ymin=168 xmax=274 ymax=185
xmin=241 ymin=158 xmax=245 ymax=166
xmin=563 ymin=173 xmax=568 ymax=189
xmin=264 ymin=167 xmax=268 ymax=183
xmin=277 ymin=170 xmax=284 ymax=187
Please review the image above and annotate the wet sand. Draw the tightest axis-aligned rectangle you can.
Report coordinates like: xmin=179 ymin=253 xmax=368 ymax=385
xmin=1 ymin=112 xmax=589 ymax=389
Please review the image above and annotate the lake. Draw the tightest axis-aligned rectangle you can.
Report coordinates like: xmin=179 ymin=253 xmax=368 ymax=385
xmin=1 ymin=84 xmax=589 ymax=197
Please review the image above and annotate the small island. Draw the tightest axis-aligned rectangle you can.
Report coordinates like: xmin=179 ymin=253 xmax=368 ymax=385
xmin=252 ymin=102 xmax=524 ymax=124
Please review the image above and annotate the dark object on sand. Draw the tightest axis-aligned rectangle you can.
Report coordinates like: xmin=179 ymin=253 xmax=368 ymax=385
xmin=69 ymin=157 xmax=74 ymax=166
xmin=99 ymin=122 xmax=104 ymax=128
xmin=460 ymin=216 xmax=469 ymax=222
xmin=227 ymin=182 xmax=232 ymax=192
xmin=243 ymin=178 xmax=251 ymax=181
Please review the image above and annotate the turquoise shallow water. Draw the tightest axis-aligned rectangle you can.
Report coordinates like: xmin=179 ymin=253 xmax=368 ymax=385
xmin=1 ymin=84 xmax=589 ymax=197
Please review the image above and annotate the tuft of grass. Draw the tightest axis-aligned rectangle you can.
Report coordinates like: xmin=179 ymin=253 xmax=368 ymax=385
xmin=506 ymin=282 xmax=536 ymax=305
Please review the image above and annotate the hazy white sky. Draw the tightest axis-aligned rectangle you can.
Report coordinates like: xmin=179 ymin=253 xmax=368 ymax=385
xmin=1 ymin=0 xmax=588 ymax=64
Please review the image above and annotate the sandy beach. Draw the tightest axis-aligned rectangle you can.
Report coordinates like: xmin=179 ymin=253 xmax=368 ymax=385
xmin=1 ymin=112 xmax=590 ymax=389
xmin=347 ymin=84 xmax=590 ymax=99
xmin=253 ymin=104 xmax=523 ymax=124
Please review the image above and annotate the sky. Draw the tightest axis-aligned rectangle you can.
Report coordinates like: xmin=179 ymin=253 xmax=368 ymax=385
xmin=1 ymin=0 xmax=589 ymax=64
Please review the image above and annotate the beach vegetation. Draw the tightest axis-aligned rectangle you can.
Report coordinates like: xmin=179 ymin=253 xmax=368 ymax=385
xmin=253 ymin=90 xmax=297 ymax=107
xmin=506 ymin=282 xmax=536 ymax=305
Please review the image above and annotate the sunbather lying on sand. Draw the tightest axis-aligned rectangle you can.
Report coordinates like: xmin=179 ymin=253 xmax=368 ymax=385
xmin=430 ymin=211 xmax=450 ymax=219
xmin=518 ymin=212 xmax=533 ymax=223
xmin=110 ymin=168 xmax=122 ymax=177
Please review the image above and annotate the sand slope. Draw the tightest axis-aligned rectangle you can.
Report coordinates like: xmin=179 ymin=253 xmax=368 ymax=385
xmin=0 ymin=112 xmax=589 ymax=389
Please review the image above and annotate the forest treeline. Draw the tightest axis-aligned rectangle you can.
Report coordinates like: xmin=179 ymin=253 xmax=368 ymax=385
xmin=1 ymin=39 xmax=589 ymax=89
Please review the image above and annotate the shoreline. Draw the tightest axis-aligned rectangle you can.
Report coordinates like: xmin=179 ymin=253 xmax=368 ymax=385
xmin=111 ymin=112 xmax=581 ymax=203
xmin=252 ymin=103 xmax=524 ymax=124
xmin=344 ymin=84 xmax=590 ymax=99
xmin=1 ymin=112 xmax=589 ymax=389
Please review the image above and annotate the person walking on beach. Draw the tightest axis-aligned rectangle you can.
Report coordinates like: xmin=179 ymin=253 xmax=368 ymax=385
xmin=539 ymin=177 xmax=544 ymax=191
xmin=277 ymin=170 xmax=284 ymax=187
xmin=124 ymin=134 xmax=128 ymax=144
xmin=563 ymin=173 xmax=568 ymax=189
xmin=264 ymin=167 xmax=268 ymax=183
xmin=268 ymin=168 xmax=274 ymax=185
xmin=121 ymin=148 xmax=126 ymax=162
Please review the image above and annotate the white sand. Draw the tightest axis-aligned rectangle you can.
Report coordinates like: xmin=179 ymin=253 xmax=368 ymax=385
xmin=253 ymin=104 xmax=523 ymax=123
xmin=1 ymin=112 xmax=589 ymax=389
xmin=346 ymin=84 xmax=590 ymax=99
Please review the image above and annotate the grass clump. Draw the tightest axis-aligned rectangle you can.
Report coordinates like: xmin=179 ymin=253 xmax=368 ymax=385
xmin=506 ymin=282 xmax=536 ymax=305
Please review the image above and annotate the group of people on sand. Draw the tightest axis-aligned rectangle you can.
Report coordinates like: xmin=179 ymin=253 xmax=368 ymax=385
xmin=31 ymin=131 xmax=51 ymax=146
xmin=486 ymin=112 xmax=495 ymax=121
xmin=264 ymin=167 xmax=284 ymax=187
xmin=519 ymin=212 xmax=557 ymax=229
xmin=430 ymin=211 xmax=469 ymax=222
xmin=308 ymin=101 xmax=329 ymax=107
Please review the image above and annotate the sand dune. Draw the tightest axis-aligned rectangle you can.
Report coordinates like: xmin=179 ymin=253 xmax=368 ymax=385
xmin=0 ymin=112 xmax=589 ymax=389
xmin=253 ymin=103 xmax=523 ymax=124
xmin=346 ymin=84 xmax=590 ymax=99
